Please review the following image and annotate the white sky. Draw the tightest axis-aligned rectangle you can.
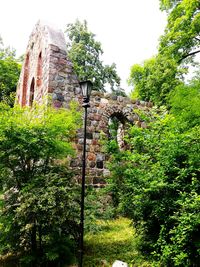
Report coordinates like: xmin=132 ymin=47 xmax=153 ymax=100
xmin=0 ymin=0 xmax=167 ymax=91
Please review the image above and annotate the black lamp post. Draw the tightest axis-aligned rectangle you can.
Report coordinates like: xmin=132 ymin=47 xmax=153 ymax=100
xmin=79 ymin=80 xmax=93 ymax=267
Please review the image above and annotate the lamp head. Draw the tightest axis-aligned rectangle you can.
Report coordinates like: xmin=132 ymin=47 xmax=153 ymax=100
xmin=80 ymin=80 xmax=93 ymax=99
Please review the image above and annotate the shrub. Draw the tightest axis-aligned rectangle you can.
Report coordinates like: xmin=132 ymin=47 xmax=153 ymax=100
xmin=0 ymin=103 xmax=81 ymax=266
xmin=107 ymin=99 xmax=200 ymax=266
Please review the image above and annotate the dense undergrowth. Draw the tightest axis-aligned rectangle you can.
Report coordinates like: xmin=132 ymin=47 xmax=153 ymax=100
xmin=105 ymin=81 xmax=200 ymax=266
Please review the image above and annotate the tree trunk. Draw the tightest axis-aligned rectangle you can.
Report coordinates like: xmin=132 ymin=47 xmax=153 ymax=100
xmin=31 ymin=220 xmax=37 ymax=267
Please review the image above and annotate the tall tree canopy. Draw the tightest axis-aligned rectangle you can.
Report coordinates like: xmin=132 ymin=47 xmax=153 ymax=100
xmin=159 ymin=0 xmax=200 ymax=63
xmin=0 ymin=38 xmax=21 ymax=106
xmin=128 ymin=54 xmax=183 ymax=104
xmin=65 ymin=20 xmax=121 ymax=93
xmin=129 ymin=0 xmax=200 ymax=105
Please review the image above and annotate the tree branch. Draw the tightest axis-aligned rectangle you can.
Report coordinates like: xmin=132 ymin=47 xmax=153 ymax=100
xmin=178 ymin=50 xmax=200 ymax=63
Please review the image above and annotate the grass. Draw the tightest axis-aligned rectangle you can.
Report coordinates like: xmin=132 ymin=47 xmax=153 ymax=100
xmin=83 ymin=217 xmax=151 ymax=267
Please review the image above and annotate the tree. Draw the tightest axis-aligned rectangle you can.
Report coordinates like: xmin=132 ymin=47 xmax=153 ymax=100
xmin=128 ymin=0 xmax=200 ymax=105
xmin=169 ymin=77 xmax=200 ymax=127
xmin=65 ymin=20 xmax=121 ymax=92
xmin=0 ymin=103 xmax=81 ymax=266
xmin=160 ymin=0 xmax=182 ymax=11
xmin=159 ymin=0 xmax=200 ymax=63
xmin=128 ymin=55 xmax=183 ymax=105
xmin=107 ymin=77 xmax=200 ymax=266
xmin=0 ymin=38 xmax=21 ymax=106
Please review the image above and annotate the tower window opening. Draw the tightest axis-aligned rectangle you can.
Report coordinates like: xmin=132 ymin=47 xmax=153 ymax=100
xmin=37 ymin=52 xmax=42 ymax=87
xmin=29 ymin=77 xmax=35 ymax=106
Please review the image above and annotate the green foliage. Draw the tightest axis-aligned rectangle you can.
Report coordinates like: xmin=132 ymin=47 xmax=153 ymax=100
xmin=65 ymin=19 xmax=121 ymax=93
xmin=0 ymin=103 xmax=80 ymax=189
xmin=160 ymin=0 xmax=182 ymax=11
xmin=169 ymin=78 xmax=200 ymax=127
xmin=128 ymin=55 xmax=183 ymax=105
xmin=159 ymin=0 xmax=200 ymax=63
xmin=0 ymin=38 xmax=21 ymax=106
xmin=107 ymin=81 xmax=200 ymax=266
xmin=0 ymin=103 xmax=81 ymax=266
xmin=129 ymin=0 xmax=200 ymax=105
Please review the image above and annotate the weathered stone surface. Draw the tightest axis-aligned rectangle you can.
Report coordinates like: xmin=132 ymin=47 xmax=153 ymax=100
xmin=16 ymin=21 xmax=152 ymax=186
xmin=103 ymin=169 xmax=110 ymax=177
xmin=141 ymin=121 xmax=147 ymax=128
xmin=101 ymin=97 xmax=109 ymax=103
xmin=93 ymin=177 xmax=106 ymax=185
xmin=96 ymin=153 xmax=105 ymax=161
xmin=87 ymin=153 xmax=96 ymax=161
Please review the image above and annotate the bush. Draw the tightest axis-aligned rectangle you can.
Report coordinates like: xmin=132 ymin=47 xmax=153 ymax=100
xmin=107 ymin=96 xmax=200 ymax=266
xmin=0 ymin=103 xmax=81 ymax=266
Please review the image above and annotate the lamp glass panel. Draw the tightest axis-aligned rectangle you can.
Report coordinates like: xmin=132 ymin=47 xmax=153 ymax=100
xmin=80 ymin=81 xmax=92 ymax=98
xmin=87 ymin=81 xmax=92 ymax=96
xmin=81 ymin=82 xmax=88 ymax=97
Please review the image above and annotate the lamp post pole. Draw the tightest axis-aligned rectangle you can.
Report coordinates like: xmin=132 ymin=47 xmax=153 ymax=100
xmin=79 ymin=102 xmax=89 ymax=267
xmin=79 ymin=81 xmax=92 ymax=267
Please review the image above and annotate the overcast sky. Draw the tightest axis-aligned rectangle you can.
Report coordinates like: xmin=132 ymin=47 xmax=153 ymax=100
xmin=0 ymin=0 xmax=167 ymax=91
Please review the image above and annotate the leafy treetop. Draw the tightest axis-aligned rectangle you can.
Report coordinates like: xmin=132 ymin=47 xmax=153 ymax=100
xmin=128 ymin=0 xmax=200 ymax=105
xmin=128 ymin=54 xmax=183 ymax=105
xmin=159 ymin=0 xmax=200 ymax=63
xmin=65 ymin=20 xmax=122 ymax=93
xmin=0 ymin=38 xmax=21 ymax=106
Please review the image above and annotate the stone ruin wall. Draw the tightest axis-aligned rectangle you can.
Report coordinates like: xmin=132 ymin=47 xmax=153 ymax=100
xmin=16 ymin=21 xmax=153 ymax=187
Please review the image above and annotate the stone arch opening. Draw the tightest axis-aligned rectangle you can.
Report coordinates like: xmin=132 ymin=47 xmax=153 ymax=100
xmin=22 ymin=53 xmax=30 ymax=107
xmin=29 ymin=77 xmax=35 ymax=106
xmin=108 ymin=112 xmax=128 ymax=150
xmin=37 ymin=52 xmax=42 ymax=87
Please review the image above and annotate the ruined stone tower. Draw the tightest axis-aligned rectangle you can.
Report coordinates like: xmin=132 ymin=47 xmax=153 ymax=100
xmin=17 ymin=21 xmax=152 ymax=186
xmin=16 ymin=21 xmax=81 ymax=108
